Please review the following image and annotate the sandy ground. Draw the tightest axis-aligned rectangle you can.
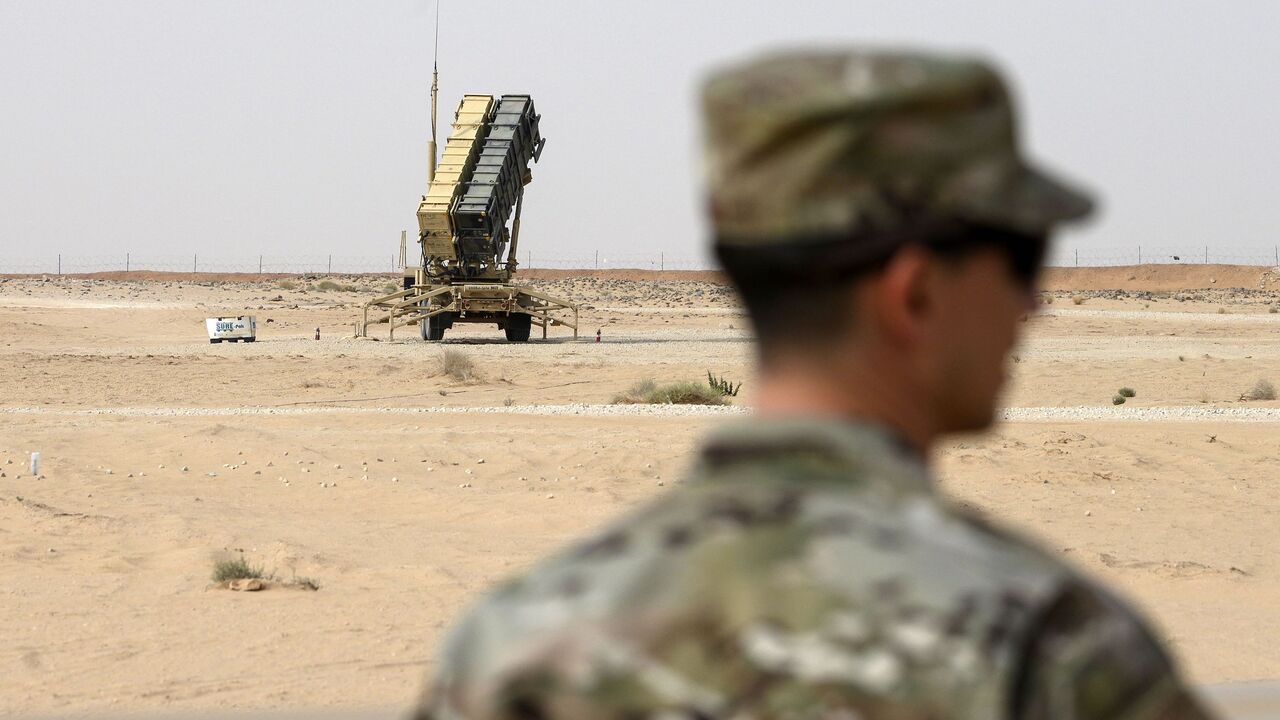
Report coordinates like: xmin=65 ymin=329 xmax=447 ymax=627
xmin=2 ymin=267 xmax=1280 ymax=717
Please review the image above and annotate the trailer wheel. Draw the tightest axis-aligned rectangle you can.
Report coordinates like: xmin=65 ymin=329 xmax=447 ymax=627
xmin=421 ymin=313 xmax=448 ymax=342
xmin=504 ymin=313 xmax=532 ymax=342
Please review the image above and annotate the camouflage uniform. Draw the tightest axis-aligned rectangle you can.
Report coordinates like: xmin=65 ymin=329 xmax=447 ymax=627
xmin=416 ymin=50 xmax=1214 ymax=719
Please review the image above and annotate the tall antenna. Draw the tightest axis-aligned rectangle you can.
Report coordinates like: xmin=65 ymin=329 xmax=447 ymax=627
xmin=426 ymin=0 xmax=440 ymax=188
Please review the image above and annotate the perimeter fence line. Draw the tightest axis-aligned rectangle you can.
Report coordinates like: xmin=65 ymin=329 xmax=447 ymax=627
xmin=1046 ymin=245 xmax=1280 ymax=268
xmin=0 ymin=252 xmax=716 ymax=275
xmin=3 ymin=246 xmax=1280 ymax=275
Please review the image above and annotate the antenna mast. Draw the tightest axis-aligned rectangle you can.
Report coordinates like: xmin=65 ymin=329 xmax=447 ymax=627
xmin=426 ymin=1 xmax=440 ymax=187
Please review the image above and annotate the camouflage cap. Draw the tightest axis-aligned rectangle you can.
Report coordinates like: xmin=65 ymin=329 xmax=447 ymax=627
xmin=701 ymin=49 xmax=1094 ymax=246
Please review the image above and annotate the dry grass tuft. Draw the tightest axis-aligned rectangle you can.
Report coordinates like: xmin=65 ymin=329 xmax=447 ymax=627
xmin=439 ymin=349 xmax=476 ymax=382
xmin=613 ymin=379 xmax=726 ymax=406
xmin=1071 ymin=295 xmax=1086 ymax=305
xmin=213 ymin=556 xmax=264 ymax=583
xmin=1245 ymin=379 xmax=1277 ymax=401
xmin=278 ymin=279 xmax=297 ymax=290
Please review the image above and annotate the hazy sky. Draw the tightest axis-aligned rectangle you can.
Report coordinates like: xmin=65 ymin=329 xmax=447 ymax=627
xmin=2 ymin=1 xmax=1279 ymax=268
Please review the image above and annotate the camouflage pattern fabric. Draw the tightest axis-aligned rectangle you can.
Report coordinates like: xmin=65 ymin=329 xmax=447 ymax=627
xmin=416 ymin=420 xmax=1212 ymax=719
xmin=701 ymin=50 xmax=1094 ymax=244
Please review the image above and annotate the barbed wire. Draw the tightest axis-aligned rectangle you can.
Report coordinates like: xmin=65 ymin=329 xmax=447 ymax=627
xmin=4 ymin=247 xmax=1279 ymax=275
xmin=0 ymin=252 xmax=716 ymax=275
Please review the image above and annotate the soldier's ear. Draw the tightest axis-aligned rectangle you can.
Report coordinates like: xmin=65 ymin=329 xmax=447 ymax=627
xmin=869 ymin=246 xmax=934 ymax=348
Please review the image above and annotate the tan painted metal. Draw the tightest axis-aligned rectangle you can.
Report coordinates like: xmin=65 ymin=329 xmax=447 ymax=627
xmin=356 ymin=281 xmax=578 ymax=342
xmin=416 ymin=94 xmax=494 ymax=260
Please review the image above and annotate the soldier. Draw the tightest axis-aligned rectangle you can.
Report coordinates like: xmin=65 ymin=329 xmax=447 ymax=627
xmin=416 ymin=49 xmax=1214 ymax=719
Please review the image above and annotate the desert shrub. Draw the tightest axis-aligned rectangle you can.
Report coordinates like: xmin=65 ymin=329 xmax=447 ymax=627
xmin=278 ymin=279 xmax=297 ymax=290
xmin=439 ymin=349 xmax=475 ymax=382
xmin=1246 ymin=379 xmax=1277 ymax=401
xmin=706 ymin=371 xmax=742 ymax=397
xmin=1071 ymin=295 xmax=1085 ymax=305
xmin=316 ymin=280 xmax=341 ymax=291
xmin=383 ymin=282 xmax=399 ymax=294
xmin=1112 ymin=395 xmax=1126 ymax=405
xmin=613 ymin=378 xmax=725 ymax=406
xmin=292 ymin=576 xmax=320 ymax=591
xmin=213 ymin=556 xmax=264 ymax=583
xmin=1118 ymin=387 xmax=1136 ymax=398
xmin=1270 ymin=305 xmax=1278 ymax=314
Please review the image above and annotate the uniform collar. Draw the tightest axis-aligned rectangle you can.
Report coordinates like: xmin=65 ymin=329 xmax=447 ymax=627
xmin=693 ymin=416 xmax=933 ymax=496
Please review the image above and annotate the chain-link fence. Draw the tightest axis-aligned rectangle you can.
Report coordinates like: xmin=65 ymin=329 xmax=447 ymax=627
xmin=0 ymin=252 xmax=716 ymax=275
xmin=1047 ymin=245 xmax=1280 ymax=267
xmin=5 ymin=247 xmax=1279 ymax=275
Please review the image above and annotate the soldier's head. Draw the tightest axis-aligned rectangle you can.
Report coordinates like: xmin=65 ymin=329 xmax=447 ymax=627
xmin=701 ymin=49 xmax=1093 ymax=434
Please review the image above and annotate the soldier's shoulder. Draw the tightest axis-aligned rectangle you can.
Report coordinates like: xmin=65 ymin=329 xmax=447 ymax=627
xmin=425 ymin=480 xmax=1102 ymax=716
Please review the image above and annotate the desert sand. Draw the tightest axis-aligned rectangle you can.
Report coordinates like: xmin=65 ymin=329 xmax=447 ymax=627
xmin=2 ymin=266 xmax=1279 ymax=717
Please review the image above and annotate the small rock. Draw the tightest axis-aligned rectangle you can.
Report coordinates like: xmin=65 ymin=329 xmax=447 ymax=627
xmin=158 ymin=464 xmax=165 ymax=469
xmin=333 ymin=464 xmax=341 ymax=469
xmin=1084 ymin=510 xmax=1092 ymax=517
xmin=207 ymin=472 xmax=217 ymax=477
xmin=181 ymin=466 xmax=189 ymax=472
xmin=391 ymin=477 xmax=398 ymax=482
xmin=546 ymin=494 xmax=555 ymax=499
xmin=105 ymin=469 xmax=113 ymax=475
xmin=228 ymin=578 xmax=264 ymax=592
xmin=477 ymin=458 xmax=485 ymax=464
xmin=657 ymin=480 xmax=664 ymax=486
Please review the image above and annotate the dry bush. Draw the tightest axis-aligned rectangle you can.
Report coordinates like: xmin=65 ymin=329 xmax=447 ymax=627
xmin=278 ymin=279 xmax=297 ymax=290
xmin=213 ymin=556 xmax=263 ymax=583
xmin=439 ymin=349 xmax=476 ymax=382
xmin=1071 ymin=295 xmax=1085 ymax=305
xmin=316 ymin=280 xmax=341 ymax=291
xmin=1112 ymin=394 xmax=1126 ymax=405
xmin=613 ymin=378 xmax=726 ymax=406
xmin=1245 ymin=379 xmax=1277 ymax=401
xmin=1118 ymin=387 xmax=1136 ymax=398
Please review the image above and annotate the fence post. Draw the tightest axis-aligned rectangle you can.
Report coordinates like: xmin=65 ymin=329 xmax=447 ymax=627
xmin=660 ymin=251 xmax=664 ymax=272
xmin=126 ymin=252 xmax=130 ymax=272
xmin=57 ymin=254 xmax=61 ymax=276
xmin=328 ymin=255 xmax=333 ymax=274
xmin=595 ymin=250 xmax=599 ymax=269
xmin=193 ymin=254 xmax=197 ymax=273
xmin=1074 ymin=249 xmax=1078 ymax=267
xmin=259 ymin=255 xmax=263 ymax=274
xmin=1205 ymin=246 xmax=1208 ymax=264
xmin=1137 ymin=246 xmax=1141 ymax=265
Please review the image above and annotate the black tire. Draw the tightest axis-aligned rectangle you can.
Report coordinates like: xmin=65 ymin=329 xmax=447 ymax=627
xmin=244 ymin=337 xmax=256 ymax=343
xmin=504 ymin=313 xmax=532 ymax=342
xmin=209 ymin=339 xmax=222 ymax=344
xmin=421 ymin=313 xmax=447 ymax=342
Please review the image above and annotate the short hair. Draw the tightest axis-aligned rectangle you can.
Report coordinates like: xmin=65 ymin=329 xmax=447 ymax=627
xmin=715 ymin=221 xmax=1046 ymax=362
